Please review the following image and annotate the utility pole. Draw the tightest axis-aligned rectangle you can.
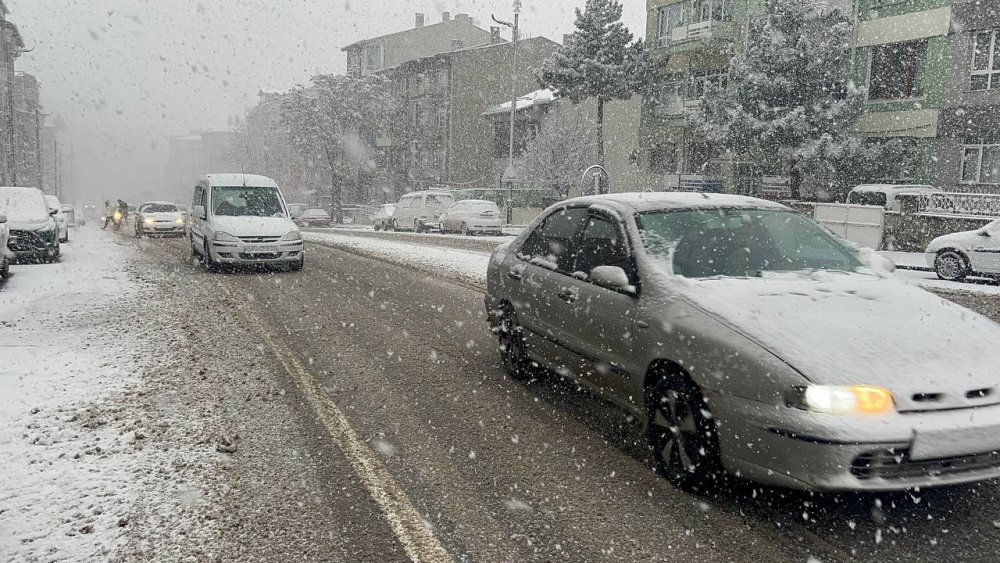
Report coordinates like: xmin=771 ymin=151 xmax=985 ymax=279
xmin=492 ymin=0 xmax=521 ymax=225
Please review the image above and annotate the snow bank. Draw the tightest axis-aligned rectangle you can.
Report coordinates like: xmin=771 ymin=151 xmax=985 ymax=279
xmin=304 ymin=231 xmax=491 ymax=288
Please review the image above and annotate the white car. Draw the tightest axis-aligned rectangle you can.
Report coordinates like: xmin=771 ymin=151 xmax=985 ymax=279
xmin=189 ymin=174 xmax=304 ymax=271
xmin=438 ymin=200 xmax=503 ymax=235
xmin=392 ymin=190 xmax=456 ymax=232
xmin=135 ymin=201 xmax=186 ymax=238
xmin=926 ymin=219 xmax=1000 ymax=281
xmin=0 ymin=212 xmax=9 ymax=280
xmin=45 ymin=195 xmax=69 ymax=243
xmin=372 ymin=204 xmax=395 ymax=231
xmin=846 ymin=184 xmax=941 ymax=212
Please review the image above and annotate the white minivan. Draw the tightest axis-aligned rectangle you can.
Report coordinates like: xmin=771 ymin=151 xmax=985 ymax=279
xmin=391 ymin=189 xmax=456 ymax=232
xmin=189 ymin=174 xmax=304 ymax=271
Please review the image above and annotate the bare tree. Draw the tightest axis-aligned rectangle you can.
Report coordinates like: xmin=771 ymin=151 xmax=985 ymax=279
xmin=516 ymin=107 xmax=597 ymax=199
xmin=281 ymin=74 xmax=396 ymax=223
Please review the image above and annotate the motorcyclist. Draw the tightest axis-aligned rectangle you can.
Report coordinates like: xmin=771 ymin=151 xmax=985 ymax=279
xmin=102 ymin=200 xmax=114 ymax=229
xmin=117 ymin=199 xmax=129 ymax=221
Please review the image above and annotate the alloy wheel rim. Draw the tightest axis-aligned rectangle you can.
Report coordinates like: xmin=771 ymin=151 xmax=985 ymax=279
xmin=652 ymin=390 xmax=701 ymax=473
xmin=939 ymin=254 xmax=962 ymax=279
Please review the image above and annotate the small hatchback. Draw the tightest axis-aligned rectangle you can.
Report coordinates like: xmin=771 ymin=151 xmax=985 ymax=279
xmin=926 ymin=218 xmax=1000 ymax=281
xmin=486 ymin=193 xmax=1000 ymax=492
xmin=189 ymin=174 xmax=304 ymax=271
xmin=136 ymin=201 xmax=186 ymax=238
xmin=0 ymin=187 xmax=60 ymax=264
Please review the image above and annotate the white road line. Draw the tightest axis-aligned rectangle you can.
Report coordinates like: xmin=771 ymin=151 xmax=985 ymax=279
xmin=220 ymin=284 xmax=452 ymax=563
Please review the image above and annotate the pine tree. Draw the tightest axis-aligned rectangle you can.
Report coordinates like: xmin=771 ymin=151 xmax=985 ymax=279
xmin=538 ymin=0 xmax=649 ymax=167
xmin=687 ymin=0 xmax=888 ymax=199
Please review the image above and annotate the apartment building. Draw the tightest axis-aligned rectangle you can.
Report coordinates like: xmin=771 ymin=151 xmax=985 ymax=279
xmin=343 ymin=12 xmax=494 ymax=77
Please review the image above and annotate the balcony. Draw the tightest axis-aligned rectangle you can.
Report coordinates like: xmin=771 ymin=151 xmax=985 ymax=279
xmin=658 ymin=20 xmax=735 ymax=49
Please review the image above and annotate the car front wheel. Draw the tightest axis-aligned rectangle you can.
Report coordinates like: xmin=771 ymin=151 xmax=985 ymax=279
xmin=935 ymin=250 xmax=970 ymax=282
xmin=647 ymin=374 xmax=722 ymax=491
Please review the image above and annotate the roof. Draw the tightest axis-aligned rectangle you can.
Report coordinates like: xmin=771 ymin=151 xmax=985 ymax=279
xmin=483 ymin=88 xmax=557 ymax=116
xmin=205 ymin=174 xmax=279 ymax=187
xmin=558 ymin=192 xmax=790 ymax=214
xmin=341 ymin=15 xmax=486 ymax=51
xmin=851 ymin=184 xmax=938 ymax=193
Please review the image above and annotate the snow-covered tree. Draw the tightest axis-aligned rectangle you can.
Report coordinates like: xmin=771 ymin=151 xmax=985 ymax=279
xmin=687 ymin=0 xmax=889 ymax=199
xmin=281 ymin=74 xmax=396 ymax=222
xmin=538 ymin=0 xmax=650 ymax=167
xmin=516 ymin=106 xmax=598 ymax=199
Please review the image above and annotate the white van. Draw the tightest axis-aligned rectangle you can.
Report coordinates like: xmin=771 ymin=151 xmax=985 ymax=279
xmin=391 ymin=189 xmax=456 ymax=232
xmin=189 ymin=174 xmax=304 ymax=271
xmin=846 ymin=184 xmax=941 ymax=212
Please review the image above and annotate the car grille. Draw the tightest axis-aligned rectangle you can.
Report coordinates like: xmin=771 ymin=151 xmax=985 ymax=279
xmin=239 ymin=235 xmax=280 ymax=243
xmin=239 ymin=253 xmax=280 ymax=260
xmin=8 ymin=229 xmax=47 ymax=251
xmin=851 ymin=449 xmax=1000 ymax=481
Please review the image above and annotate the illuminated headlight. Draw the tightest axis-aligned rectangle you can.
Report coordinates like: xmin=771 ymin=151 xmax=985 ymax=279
xmin=213 ymin=231 xmax=240 ymax=242
xmin=175 ymin=218 xmax=185 ymax=225
xmin=786 ymin=385 xmax=894 ymax=415
xmin=144 ymin=216 xmax=156 ymax=225
xmin=282 ymin=230 xmax=303 ymax=241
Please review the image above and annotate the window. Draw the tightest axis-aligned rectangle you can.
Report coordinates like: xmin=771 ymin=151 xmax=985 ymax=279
xmin=655 ymin=75 xmax=685 ymax=114
xmin=436 ymin=108 xmax=447 ymax=129
xmin=364 ymin=43 xmax=383 ymax=70
xmin=972 ymin=31 xmax=1000 ymax=91
xmin=658 ymin=3 xmax=687 ymax=46
xmin=413 ymin=102 xmax=422 ymax=127
xmin=688 ymin=69 xmax=728 ymax=99
xmin=573 ymin=215 xmax=631 ymax=277
xmin=691 ymin=0 xmax=731 ymax=24
xmin=869 ymin=40 xmax=927 ymax=100
xmin=518 ymin=207 xmax=590 ymax=272
xmin=961 ymin=135 xmax=1000 ymax=184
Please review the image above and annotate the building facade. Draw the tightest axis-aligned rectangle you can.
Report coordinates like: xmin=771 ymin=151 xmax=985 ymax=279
xmin=343 ymin=12 xmax=494 ymax=77
xmin=12 ymin=72 xmax=41 ymax=189
xmin=0 ymin=1 xmax=24 ymax=186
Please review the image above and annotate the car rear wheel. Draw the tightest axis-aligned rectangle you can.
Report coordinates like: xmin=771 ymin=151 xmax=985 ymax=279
xmin=647 ymin=374 xmax=722 ymax=491
xmin=414 ymin=219 xmax=423 ymax=233
xmin=935 ymin=250 xmax=970 ymax=282
xmin=498 ymin=304 xmax=534 ymax=381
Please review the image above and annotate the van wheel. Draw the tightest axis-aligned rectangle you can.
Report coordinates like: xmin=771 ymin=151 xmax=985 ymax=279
xmin=290 ymin=254 xmax=304 ymax=272
xmin=204 ymin=241 xmax=219 ymax=272
xmin=461 ymin=223 xmax=470 ymax=236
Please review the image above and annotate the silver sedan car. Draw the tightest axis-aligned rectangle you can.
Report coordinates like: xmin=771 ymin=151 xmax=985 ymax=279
xmin=485 ymin=193 xmax=1000 ymax=491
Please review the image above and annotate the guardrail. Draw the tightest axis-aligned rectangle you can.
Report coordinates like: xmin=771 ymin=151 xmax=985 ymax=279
xmin=918 ymin=192 xmax=1000 ymax=218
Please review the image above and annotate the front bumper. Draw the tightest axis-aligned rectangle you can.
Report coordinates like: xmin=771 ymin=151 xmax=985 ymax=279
xmin=142 ymin=222 xmax=186 ymax=235
xmin=717 ymin=394 xmax=1000 ymax=491
xmin=7 ymin=229 xmax=57 ymax=261
xmin=209 ymin=240 xmax=304 ymax=264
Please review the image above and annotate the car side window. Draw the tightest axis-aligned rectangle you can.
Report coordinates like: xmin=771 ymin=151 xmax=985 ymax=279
xmin=518 ymin=207 xmax=589 ymax=272
xmin=573 ymin=214 xmax=634 ymax=281
xmin=193 ymin=187 xmax=202 ymax=209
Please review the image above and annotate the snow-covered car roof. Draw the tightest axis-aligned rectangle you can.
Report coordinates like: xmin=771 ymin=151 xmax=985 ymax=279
xmin=850 ymin=184 xmax=938 ymax=194
xmin=205 ymin=173 xmax=279 ymax=188
xmin=557 ymin=192 xmax=790 ymax=214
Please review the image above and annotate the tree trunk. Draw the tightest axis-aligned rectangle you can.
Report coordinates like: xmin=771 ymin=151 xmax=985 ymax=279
xmin=789 ymin=162 xmax=802 ymax=200
xmin=596 ymin=97 xmax=605 ymax=167
xmin=326 ymin=148 xmax=343 ymax=224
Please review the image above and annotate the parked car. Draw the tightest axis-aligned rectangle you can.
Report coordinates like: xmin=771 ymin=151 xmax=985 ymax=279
xmin=439 ymin=200 xmax=503 ymax=235
xmin=294 ymin=208 xmax=332 ymax=228
xmin=45 ymin=195 xmax=69 ymax=243
xmin=846 ymin=184 xmax=941 ymax=212
xmin=0 ymin=212 xmax=9 ymax=280
xmin=135 ymin=201 xmax=186 ymax=238
xmin=0 ymin=186 xmax=60 ymax=263
xmin=392 ymin=190 xmax=456 ymax=232
xmin=372 ymin=204 xmax=396 ymax=231
xmin=61 ymin=204 xmax=78 ymax=228
xmin=486 ymin=192 xmax=1000 ymax=492
xmin=287 ymin=203 xmax=308 ymax=220
xmin=189 ymin=174 xmax=304 ymax=271
xmin=926 ymin=218 xmax=1000 ymax=281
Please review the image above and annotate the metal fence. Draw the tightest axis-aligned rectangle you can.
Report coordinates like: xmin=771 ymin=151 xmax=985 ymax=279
xmin=918 ymin=192 xmax=1000 ymax=218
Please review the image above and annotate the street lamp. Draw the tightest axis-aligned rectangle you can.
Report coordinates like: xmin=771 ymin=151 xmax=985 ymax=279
xmin=492 ymin=0 xmax=521 ymax=225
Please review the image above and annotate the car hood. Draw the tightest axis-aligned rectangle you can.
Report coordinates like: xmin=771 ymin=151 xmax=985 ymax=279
xmin=209 ymin=215 xmax=296 ymax=237
xmin=927 ymin=229 xmax=982 ymax=251
xmin=8 ymin=217 xmax=52 ymax=231
xmin=677 ymin=271 xmax=1000 ymax=411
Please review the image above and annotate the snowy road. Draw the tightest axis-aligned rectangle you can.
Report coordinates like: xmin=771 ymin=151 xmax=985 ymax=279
xmin=6 ymin=227 xmax=1000 ymax=562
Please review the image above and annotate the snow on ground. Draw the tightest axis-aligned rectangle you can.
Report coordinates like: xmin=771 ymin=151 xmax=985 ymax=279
xmin=305 ymin=230 xmax=492 ymax=287
xmin=0 ymin=227 xmax=223 ymax=561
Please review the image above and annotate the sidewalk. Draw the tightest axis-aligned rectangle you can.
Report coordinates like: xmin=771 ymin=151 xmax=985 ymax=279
xmin=879 ymin=251 xmax=931 ymax=271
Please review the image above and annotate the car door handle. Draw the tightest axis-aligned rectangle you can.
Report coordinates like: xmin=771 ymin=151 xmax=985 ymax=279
xmin=557 ymin=288 xmax=579 ymax=303
xmin=508 ymin=267 xmax=524 ymax=281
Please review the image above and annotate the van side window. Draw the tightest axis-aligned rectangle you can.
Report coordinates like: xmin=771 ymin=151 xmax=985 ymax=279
xmin=848 ymin=191 xmax=887 ymax=207
xmin=193 ymin=186 xmax=202 ymax=209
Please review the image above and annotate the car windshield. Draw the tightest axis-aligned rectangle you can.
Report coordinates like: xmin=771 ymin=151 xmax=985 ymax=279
xmin=637 ymin=208 xmax=862 ymax=278
xmin=426 ymin=194 xmax=454 ymax=206
xmin=143 ymin=204 xmax=179 ymax=213
xmin=467 ymin=201 xmax=498 ymax=212
xmin=1 ymin=190 xmax=49 ymax=222
xmin=847 ymin=191 xmax=888 ymax=207
xmin=212 ymin=186 xmax=285 ymax=217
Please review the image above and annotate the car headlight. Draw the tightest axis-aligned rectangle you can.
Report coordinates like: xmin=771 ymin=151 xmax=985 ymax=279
xmin=282 ymin=230 xmax=302 ymax=241
xmin=175 ymin=218 xmax=185 ymax=224
xmin=144 ymin=216 xmax=156 ymax=224
xmin=213 ymin=232 xmax=240 ymax=242
xmin=786 ymin=385 xmax=894 ymax=415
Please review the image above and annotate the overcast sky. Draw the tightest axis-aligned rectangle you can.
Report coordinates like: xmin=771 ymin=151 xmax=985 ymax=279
xmin=10 ymin=0 xmax=645 ymax=202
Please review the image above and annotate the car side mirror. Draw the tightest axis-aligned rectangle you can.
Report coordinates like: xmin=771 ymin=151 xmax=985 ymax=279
xmin=49 ymin=209 xmax=59 ymax=216
xmin=193 ymin=205 xmax=207 ymax=220
xmin=0 ymin=214 xmax=5 ymax=224
xmin=590 ymin=266 xmax=635 ymax=294
xmin=979 ymin=230 xmax=991 ymax=237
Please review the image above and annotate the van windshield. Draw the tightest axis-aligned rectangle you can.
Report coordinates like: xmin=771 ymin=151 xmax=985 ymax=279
xmin=426 ymin=194 xmax=455 ymax=206
xmin=212 ymin=186 xmax=286 ymax=217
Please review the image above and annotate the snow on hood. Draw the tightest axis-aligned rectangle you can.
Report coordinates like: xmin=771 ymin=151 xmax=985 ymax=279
xmin=679 ymin=271 xmax=1000 ymax=400
xmin=209 ymin=215 xmax=296 ymax=237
